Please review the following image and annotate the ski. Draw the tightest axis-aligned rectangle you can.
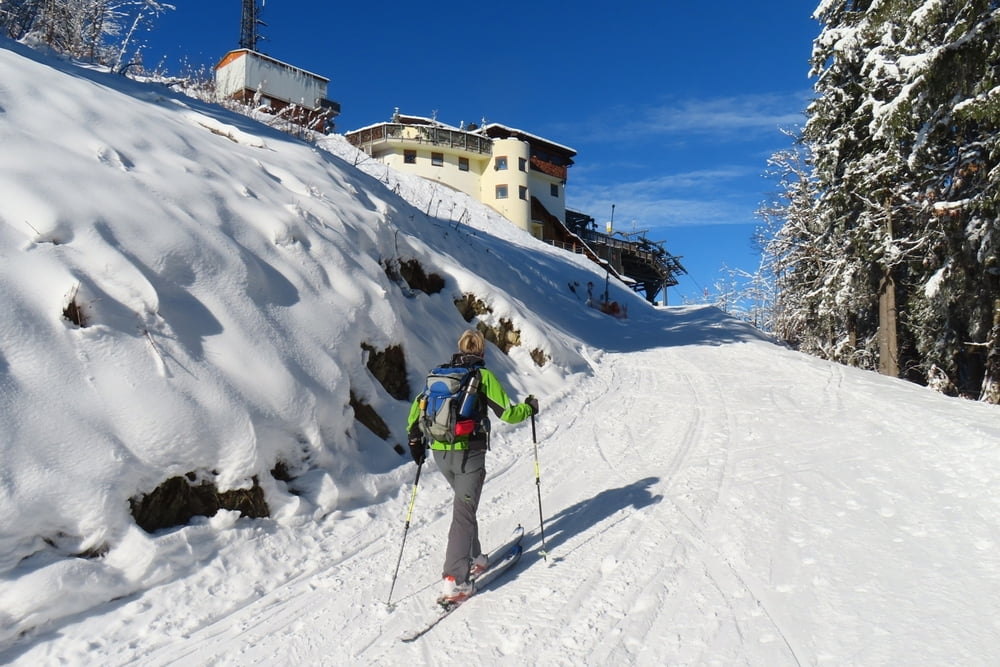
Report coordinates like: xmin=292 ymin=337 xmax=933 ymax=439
xmin=474 ymin=524 xmax=523 ymax=582
xmin=399 ymin=528 xmax=523 ymax=643
xmin=400 ymin=543 xmax=521 ymax=642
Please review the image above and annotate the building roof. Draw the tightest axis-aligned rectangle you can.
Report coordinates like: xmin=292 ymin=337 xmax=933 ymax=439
xmin=394 ymin=113 xmax=455 ymax=128
xmin=345 ymin=113 xmax=575 ymax=160
xmin=346 ymin=112 xmax=455 ymax=136
xmin=479 ymin=123 xmax=576 ymax=158
xmin=214 ymin=49 xmax=329 ymax=83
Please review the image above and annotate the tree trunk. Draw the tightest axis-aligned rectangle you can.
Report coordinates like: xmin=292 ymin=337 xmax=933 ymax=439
xmin=878 ymin=269 xmax=899 ymax=377
xmin=981 ymin=300 xmax=1000 ymax=404
xmin=878 ymin=203 xmax=899 ymax=377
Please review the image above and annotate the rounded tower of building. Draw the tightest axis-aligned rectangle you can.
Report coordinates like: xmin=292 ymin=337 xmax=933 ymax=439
xmin=481 ymin=137 xmax=532 ymax=233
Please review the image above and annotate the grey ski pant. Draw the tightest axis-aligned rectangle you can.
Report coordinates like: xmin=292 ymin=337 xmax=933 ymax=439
xmin=432 ymin=448 xmax=486 ymax=583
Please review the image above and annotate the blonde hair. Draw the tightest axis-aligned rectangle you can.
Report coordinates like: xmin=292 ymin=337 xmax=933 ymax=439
xmin=458 ymin=329 xmax=485 ymax=356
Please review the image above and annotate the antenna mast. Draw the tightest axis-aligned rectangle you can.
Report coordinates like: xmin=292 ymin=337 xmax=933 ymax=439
xmin=240 ymin=0 xmax=267 ymax=51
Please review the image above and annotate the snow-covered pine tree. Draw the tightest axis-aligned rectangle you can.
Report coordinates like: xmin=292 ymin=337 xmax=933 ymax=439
xmin=882 ymin=0 xmax=1000 ymax=401
xmin=756 ymin=138 xmax=822 ymax=349
xmin=793 ymin=0 xmax=893 ymax=369
xmin=770 ymin=0 xmax=1000 ymax=402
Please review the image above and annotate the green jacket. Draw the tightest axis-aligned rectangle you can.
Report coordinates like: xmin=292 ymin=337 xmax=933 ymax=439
xmin=407 ymin=355 xmax=533 ymax=451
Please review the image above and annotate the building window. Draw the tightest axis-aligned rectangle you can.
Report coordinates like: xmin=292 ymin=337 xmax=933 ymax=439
xmin=519 ymin=185 xmax=528 ymax=200
xmin=404 ymin=150 xmax=416 ymax=164
xmin=458 ymin=157 xmax=469 ymax=171
xmin=495 ymin=156 xmax=508 ymax=170
xmin=518 ymin=157 xmax=527 ymax=171
xmin=550 ymin=183 xmax=559 ymax=197
xmin=496 ymin=184 xmax=508 ymax=199
xmin=431 ymin=152 xmax=444 ymax=167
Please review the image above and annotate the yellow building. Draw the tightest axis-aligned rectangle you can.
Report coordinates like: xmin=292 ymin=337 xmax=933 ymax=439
xmin=345 ymin=111 xmax=576 ymax=239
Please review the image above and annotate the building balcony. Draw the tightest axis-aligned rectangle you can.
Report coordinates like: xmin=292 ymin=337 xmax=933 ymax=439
xmin=346 ymin=123 xmax=493 ymax=156
xmin=530 ymin=155 xmax=567 ymax=181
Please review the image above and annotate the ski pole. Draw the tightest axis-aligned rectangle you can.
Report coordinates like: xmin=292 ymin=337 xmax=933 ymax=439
xmin=531 ymin=413 xmax=548 ymax=560
xmin=387 ymin=461 xmax=422 ymax=607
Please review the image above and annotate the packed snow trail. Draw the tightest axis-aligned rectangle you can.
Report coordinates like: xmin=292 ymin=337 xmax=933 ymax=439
xmin=7 ymin=306 xmax=1000 ymax=666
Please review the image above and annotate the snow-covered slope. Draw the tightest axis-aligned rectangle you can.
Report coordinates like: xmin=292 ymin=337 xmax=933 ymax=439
xmin=2 ymin=40 xmax=999 ymax=665
xmin=0 ymin=36 xmax=641 ymax=648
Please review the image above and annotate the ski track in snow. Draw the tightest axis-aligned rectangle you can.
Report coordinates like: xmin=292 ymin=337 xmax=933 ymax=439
xmin=7 ymin=324 xmax=1000 ymax=666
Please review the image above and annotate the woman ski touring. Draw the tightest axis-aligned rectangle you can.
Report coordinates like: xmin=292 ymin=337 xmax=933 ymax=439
xmin=406 ymin=329 xmax=538 ymax=605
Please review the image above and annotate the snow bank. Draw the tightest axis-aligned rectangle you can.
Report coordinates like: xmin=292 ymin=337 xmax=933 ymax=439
xmin=0 ymin=37 xmax=649 ymax=644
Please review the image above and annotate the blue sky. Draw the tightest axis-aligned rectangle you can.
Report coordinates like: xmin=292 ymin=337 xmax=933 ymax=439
xmin=142 ymin=2 xmax=818 ymax=305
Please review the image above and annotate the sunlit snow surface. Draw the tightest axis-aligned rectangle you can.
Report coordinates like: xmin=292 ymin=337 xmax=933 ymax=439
xmin=1 ymin=39 xmax=999 ymax=666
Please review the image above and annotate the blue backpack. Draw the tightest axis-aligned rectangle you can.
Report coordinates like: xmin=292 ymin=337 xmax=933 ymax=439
xmin=418 ymin=364 xmax=482 ymax=443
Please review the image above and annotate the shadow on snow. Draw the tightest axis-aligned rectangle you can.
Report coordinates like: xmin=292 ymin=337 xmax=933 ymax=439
xmin=505 ymin=476 xmax=663 ymax=576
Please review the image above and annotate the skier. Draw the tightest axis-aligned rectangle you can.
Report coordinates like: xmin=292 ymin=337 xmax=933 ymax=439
xmin=407 ymin=329 xmax=538 ymax=604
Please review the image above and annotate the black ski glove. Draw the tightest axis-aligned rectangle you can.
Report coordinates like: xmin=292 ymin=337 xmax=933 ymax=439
xmin=409 ymin=437 xmax=426 ymax=465
xmin=525 ymin=395 xmax=539 ymax=416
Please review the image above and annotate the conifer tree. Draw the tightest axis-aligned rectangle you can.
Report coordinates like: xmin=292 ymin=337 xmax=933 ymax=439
xmin=798 ymin=0 xmax=890 ymax=368
xmin=757 ymin=139 xmax=822 ymax=349
xmin=890 ymin=0 xmax=1000 ymax=400
xmin=765 ymin=1 xmax=1000 ymax=402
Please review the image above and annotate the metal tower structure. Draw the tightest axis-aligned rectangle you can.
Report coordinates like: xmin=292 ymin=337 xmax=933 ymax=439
xmin=239 ymin=0 xmax=266 ymax=51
